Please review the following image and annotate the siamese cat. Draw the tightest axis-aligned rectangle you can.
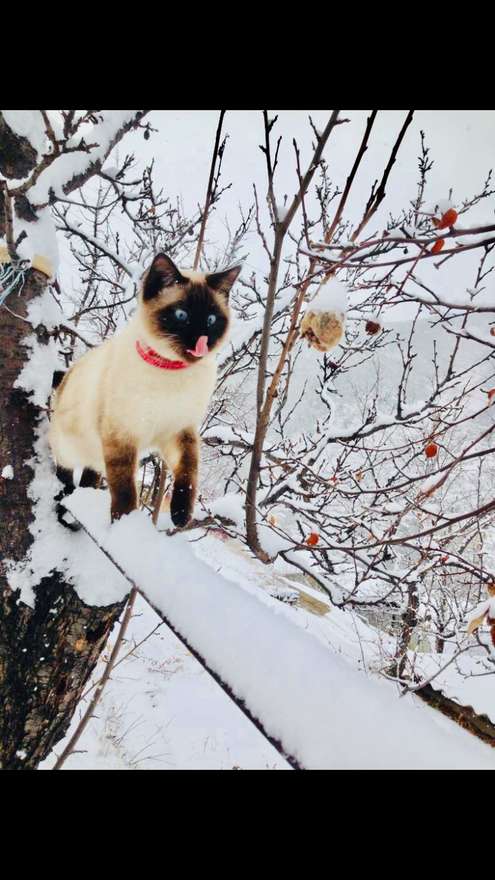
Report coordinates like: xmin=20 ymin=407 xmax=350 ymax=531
xmin=49 ymin=253 xmax=241 ymax=527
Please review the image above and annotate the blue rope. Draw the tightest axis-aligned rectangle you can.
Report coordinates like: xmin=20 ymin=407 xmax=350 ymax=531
xmin=0 ymin=261 xmax=28 ymax=308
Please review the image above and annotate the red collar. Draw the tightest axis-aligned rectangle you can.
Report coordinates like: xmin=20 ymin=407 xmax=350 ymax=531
xmin=135 ymin=340 xmax=188 ymax=370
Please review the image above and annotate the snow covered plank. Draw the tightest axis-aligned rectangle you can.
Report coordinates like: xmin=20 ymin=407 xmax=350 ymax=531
xmin=65 ymin=489 xmax=495 ymax=770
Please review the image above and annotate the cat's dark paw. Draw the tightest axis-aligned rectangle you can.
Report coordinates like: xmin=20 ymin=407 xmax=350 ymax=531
xmin=56 ymin=502 xmax=81 ymax=532
xmin=170 ymin=485 xmax=193 ymax=528
xmin=110 ymin=485 xmax=137 ymax=522
xmin=110 ymin=505 xmax=135 ymax=523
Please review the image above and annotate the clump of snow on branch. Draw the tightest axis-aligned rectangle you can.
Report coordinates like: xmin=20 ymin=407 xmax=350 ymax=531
xmin=1 ymin=110 xmax=47 ymax=158
xmin=4 ymin=419 xmax=129 ymax=608
xmin=28 ymin=111 xmax=143 ymax=205
xmin=309 ymin=277 xmax=348 ymax=317
xmin=15 ymin=209 xmax=60 ymax=278
xmin=431 ymin=197 xmax=456 ymax=215
xmin=13 ymin=291 xmax=64 ymax=407
xmin=4 ymin=291 xmax=128 ymax=606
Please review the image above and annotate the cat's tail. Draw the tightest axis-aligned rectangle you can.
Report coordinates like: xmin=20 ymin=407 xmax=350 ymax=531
xmin=51 ymin=370 xmax=81 ymax=530
xmin=54 ymin=465 xmax=81 ymax=532
xmin=52 ymin=369 xmax=66 ymax=390
xmin=49 ymin=369 xmax=67 ymax=422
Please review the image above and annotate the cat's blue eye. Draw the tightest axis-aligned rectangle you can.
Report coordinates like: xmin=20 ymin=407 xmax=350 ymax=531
xmin=207 ymin=314 xmax=217 ymax=327
xmin=175 ymin=308 xmax=188 ymax=321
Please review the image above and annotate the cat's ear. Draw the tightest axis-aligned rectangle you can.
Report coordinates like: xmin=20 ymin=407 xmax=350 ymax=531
xmin=206 ymin=265 xmax=242 ymax=300
xmin=143 ymin=254 xmax=185 ymax=301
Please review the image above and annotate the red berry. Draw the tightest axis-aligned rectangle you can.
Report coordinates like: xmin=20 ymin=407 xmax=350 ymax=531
xmin=365 ymin=320 xmax=381 ymax=335
xmin=425 ymin=441 xmax=438 ymax=459
xmin=436 ymin=208 xmax=458 ymax=229
xmin=431 ymin=238 xmax=445 ymax=254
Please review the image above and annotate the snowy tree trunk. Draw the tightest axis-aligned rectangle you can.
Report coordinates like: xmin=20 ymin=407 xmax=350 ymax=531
xmin=0 ymin=267 xmax=126 ymax=770
xmin=0 ymin=120 xmax=127 ymax=770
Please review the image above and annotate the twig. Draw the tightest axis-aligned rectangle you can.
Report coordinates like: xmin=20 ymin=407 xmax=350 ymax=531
xmin=193 ymin=111 xmax=227 ymax=270
xmin=152 ymin=459 xmax=167 ymax=526
xmin=325 ymin=110 xmax=378 ymax=241
xmin=52 ymin=587 xmax=138 ymax=769
xmin=81 ymin=622 xmax=163 ymax=699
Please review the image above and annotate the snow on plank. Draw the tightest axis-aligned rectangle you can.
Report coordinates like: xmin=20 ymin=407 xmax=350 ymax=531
xmin=65 ymin=488 xmax=495 ymax=770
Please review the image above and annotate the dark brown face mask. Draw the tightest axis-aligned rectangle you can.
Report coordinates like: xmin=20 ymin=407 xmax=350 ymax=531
xmin=141 ymin=253 xmax=242 ymax=362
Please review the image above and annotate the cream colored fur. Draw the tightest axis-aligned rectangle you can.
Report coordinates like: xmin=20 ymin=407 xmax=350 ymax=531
xmin=49 ymin=269 xmax=222 ymax=476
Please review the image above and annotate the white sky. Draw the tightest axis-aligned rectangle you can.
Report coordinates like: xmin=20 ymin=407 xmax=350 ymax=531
xmin=117 ymin=110 xmax=495 ymax=315
xmin=122 ymin=110 xmax=495 ymax=246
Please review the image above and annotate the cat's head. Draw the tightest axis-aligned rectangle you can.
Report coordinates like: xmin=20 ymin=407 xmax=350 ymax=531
xmin=139 ymin=254 xmax=241 ymax=364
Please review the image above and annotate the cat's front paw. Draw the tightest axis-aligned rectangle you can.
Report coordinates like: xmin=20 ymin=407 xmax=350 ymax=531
xmin=56 ymin=502 xmax=81 ymax=532
xmin=170 ymin=484 xmax=193 ymax=528
xmin=110 ymin=485 xmax=138 ymax=522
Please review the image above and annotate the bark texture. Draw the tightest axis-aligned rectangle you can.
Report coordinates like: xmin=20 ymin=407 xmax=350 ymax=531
xmin=0 ymin=115 xmax=38 ymax=180
xmin=0 ymin=112 xmax=140 ymax=769
xmin=0 ymin=267 xmax=125 ymax=771
xmin=417 ymin=684 xmax=495 ymax=748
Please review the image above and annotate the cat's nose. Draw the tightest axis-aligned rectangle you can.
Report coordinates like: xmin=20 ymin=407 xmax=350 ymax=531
xmin=186 ymin=335 xmax=209 ymax=358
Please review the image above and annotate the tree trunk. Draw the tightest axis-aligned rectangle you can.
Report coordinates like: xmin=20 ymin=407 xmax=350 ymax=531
xmin=0 ymin=266 xmax=125 ymax=770
xmin=391 ymin=580 xmax=419 ymax=680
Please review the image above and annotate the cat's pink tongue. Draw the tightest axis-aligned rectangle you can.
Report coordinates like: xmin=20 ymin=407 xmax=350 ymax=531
xmin=187 ymin=335 xmax=209 ymax=358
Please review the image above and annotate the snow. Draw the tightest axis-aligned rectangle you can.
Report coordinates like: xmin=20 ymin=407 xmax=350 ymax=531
xmin=419 ymin=474 xmax=442 ymax=495
xmin=101 ymin=164 xmax=118 ymax=178
xmin=1 ymin=465 xmax=14 ymax=479
xmin=309 ymin=277 xmax=348 ymax=316
xmin=40 ymin=592 xmax=288 ymax=771
xmin=1 ymin=112 xmax=143 ymax=278
xmin=1 ymin=110 xmax=47 ymax=159
xmin=15 ymin=207 xmax=59 ymax=278
xmin=208 ymin=493 xmax=245 ymax=528
xmin=4 ymin=110 xmax=495 ymax=769
xmin=435 ymin=198 xmax=456 ymax=214
xmin=4 ymin=420 xmax=129 ymax=608
xmin=22 ymin=287 xmax=64 ymax=332
xmin=13 ymin=292 xmax=64 ymax=407
xmin=399 ymin=400 xmax=426 ymax=418
xmin=60 ymin=488 xmax=495 ymax=769
xmin=202 ymin=425 xmax=254 ymax=447
xmin=28 ymin=111 xmax=142 ymax=205
xmin=467 ymin=599 xmax=490 ymax=629
xmin=415 ymin=646 xmax=495 ymax=723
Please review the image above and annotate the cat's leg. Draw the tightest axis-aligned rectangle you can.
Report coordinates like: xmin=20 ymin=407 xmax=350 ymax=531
xmin=162 ymin=428 xmax=199 ymax=528
xmin=51 ymin=369 xmax=66 ymax=391
xmin=80 ymin=467 xmax=101 ymax=489
xmin=102 ymin=436 xmax=138 ymax=522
